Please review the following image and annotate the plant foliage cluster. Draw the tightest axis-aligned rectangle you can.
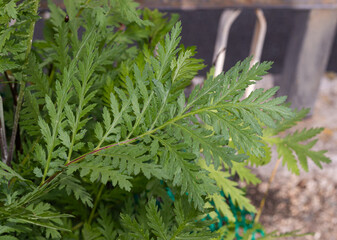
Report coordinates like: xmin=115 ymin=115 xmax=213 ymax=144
xmin=0 ymin=0 xmax=331 ymax=239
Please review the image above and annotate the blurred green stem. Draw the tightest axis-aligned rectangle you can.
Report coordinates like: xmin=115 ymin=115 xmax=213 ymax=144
xmin=88 ymin=184 xmax=104 ymax=225
xmin=7 ymin=0 xmax=40 ymax=166
xmin=0 ymin=97 xmax=8 ymax=164
xmin=255 ymin=157 xmax=282 ymax=223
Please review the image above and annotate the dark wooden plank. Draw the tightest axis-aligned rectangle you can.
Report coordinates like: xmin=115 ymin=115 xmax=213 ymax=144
xmin=40 ymin=0 xmax=337 ymax=10
xmin=40 ymin=0 xmax=64 ymax=9
xmin=136 ymin=0 xmax=337 ymax=10
xmin=277 ymin=9 xmax=337 ymax=112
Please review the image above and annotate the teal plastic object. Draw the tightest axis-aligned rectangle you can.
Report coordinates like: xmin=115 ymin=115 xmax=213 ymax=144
xmin=161 ymin=182 xmax=265 ymax=239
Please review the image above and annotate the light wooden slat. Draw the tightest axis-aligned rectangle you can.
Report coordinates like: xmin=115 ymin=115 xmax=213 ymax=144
xmin=213 ymin=10 xmax=241 ymax=76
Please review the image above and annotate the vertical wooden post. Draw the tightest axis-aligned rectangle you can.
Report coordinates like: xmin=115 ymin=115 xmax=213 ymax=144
xmin=245 ymin=8 xmax=267 ymax=98
xmin=213 ymin=9 xmax=241 ymax=76
xmin=277 ymin=9 xmax=337 ymax=112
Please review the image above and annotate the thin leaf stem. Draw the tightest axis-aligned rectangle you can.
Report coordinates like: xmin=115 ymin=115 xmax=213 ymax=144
xmin=66 ymin=82 xmax=87 ymax=164
xmin=76 ymin=0 xmax=92 ymax=17
xmin=20 ymin=137 xmax=40 ymax=166
xmin=67 ymin=104 xmax=230 ymax=166
xmin=66 ymin=137 xmax=138 ymax=166
xmin=42 ymin=82 xmax=74 ymax=183
xmin=7 ymin=86 xmax=25 ymax=165
xmin=0 ymin=97 xmax=8 ymax=164
xmin=254 ymin=157 xmax=282 ymax=223
xmin=96 ymin=99 xmax=131 ymax=148
xmin=41 ymin=126 xmax=59 ymax=184
xmin=48 ymin=64 xmax=55 ymax=86
xmin=25 ymin=1 xmax=40 ymax=61
xmin=127 ymin=92 xmax=154 ymax=139
xmin=71 ymin=221 xmax=84 ymax=231
xmin=88 ymin=183 xmax=104 ymax=225
xmin=149 ymin=91 xmax=169 ymax=130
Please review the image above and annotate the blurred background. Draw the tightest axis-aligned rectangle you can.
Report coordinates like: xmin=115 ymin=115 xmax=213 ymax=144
xmin=38 ymin=1 xmax=337 ymax=239
xmin=163 ymin=9 xmax=337 ymax=75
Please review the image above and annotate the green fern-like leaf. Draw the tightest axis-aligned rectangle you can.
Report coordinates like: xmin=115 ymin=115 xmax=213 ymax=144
xmin=146 ymin=199 xmax=170 ymax=239
xmin=231 ymin=162 xmax=261 ymax=185
xmin=58 ymin=175 xmax=93 ymax=207
xmin=263 ymin=109 xmax=331 ymax=174
xmin=120 ymin=214 xmax=150 ymax=240
xmin=200 ymin=159 xmax=256 ymax=214
xmin=66 ymin=155 xmax=132 ymax=191
xmin=98 ymin=144 xmax=165 ymax=179
xmin=271 ymin=128 xmax=330 ymax=174
xmin=97 ymin=205 xmax=118 ymax=240
xmin=151 ymin=134 xmax=218 ymax=210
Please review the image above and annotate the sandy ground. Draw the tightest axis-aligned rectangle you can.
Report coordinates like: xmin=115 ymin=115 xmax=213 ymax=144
xmin=247 ymin=74 xmax=337 ymax=240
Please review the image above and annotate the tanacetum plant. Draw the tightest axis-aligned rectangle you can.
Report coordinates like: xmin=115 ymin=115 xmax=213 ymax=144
xmin=0 ymin=0 xmax=331 ymax=239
